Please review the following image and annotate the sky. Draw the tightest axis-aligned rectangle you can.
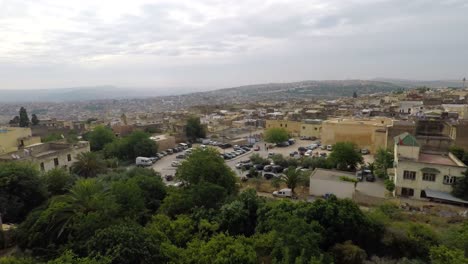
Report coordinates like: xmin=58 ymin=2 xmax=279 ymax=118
xmin=0 ymin=0 xmax=467 ymax=91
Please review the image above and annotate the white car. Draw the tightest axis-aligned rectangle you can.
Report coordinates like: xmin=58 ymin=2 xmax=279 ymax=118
xmin=171 ymin=161 xmax=181 ymax=167
xmin=326 ymin=145 xmax=333 ymax=151
xmin=304 ymin=150 xmax=313 ymax=156
xmin=272 ymin=188 xmax=293 ymax=198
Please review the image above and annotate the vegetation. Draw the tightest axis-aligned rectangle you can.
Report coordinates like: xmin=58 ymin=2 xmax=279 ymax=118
xmin=374 ymin=148 xmax=394 ymax=178
xmin=87 ymin=126 xmax=116 ymax=151
xmin=19 ymin=107 xmax=30 ymax=127
xmin=449 ymin=146 xmax=468 ymax=164
xmin=1 ymin=146 xmax=467 ymax=264
xmin=329 ymin=142 xmax=363 ymax=170
xmin=274 ymin=166 xmax=308 ymax=193
xmin=264 ymin=128 xmax=289 ymax=144
xmin=103 ymin=131 xmax=158 ymax=161
xmin=71 ymin=152 xmax=107 ymax=178
xmin=31 ymin=114 xmax=39 ymax=126
xmin=185 ymin=116 xmax=206 ymax=141
xmin=452 ymin=169 xmax=468 ymax=200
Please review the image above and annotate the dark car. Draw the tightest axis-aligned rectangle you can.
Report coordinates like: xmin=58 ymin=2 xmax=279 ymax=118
xmin=241 ymin=147 xmax=251 ymax=152
xmin=365 ymin=174 xmax=376 ymax=182
xmin=223 ymin=153 xmax=233 ymax=159
xmin=272 ymin=165 xmax=283 ymax=174
xmin=254 ymin=164 xmax=265 ymax=171
xmin=263 ymin=173 xmax=275 ymax=180
xmin=290 ymin=151 xmax=298 ymax=157
xmin=176 ymin=154 xmax=186 ymax=159
xmin=165 ymin=175 xmax=174 ymax=181
xmin=263 ymin=165 xmax=273 ymax=172
xmin=219 ymin=143 xmax=232 ymax=149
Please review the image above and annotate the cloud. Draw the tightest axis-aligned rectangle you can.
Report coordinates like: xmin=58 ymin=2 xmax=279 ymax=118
xmin=0 ymin=0 xmax=467 ymax=89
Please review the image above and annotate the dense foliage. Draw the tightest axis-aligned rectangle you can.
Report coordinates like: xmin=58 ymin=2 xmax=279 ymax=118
xmin=1 ymin=148 xmax=467 ymax=264
xmin=87 ymin=126 xmax=116 ymax=151
xmin=103 ymin=131 xmax=158 ymax=161
xmin=185 ymin=116 xmax=206 ymax=141
xmin=329 ymin=142 xmax=363 ymax=170
xmin=264 ymin=128 xmax=289 ymax=144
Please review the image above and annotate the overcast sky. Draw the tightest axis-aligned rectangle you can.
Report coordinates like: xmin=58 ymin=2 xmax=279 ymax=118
xmin=0 ymin=0 xmax=467 ymax=90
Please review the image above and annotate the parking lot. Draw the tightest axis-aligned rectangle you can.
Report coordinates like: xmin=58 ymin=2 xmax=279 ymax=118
xmin=151 ymin=139 xmax=375 ymax=186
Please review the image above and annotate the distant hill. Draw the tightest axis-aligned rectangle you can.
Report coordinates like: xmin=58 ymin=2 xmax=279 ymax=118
xmin=0 ymin=86 xmax=195 ymax=102
xmin=198 ymin=80 xmax=405 ymax=100
xmin=373 ymin=78 xmax=466 ymax=89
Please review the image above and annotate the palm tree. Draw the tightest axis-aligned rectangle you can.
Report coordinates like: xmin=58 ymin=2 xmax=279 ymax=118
xmin=46 ymin=179 xmax=113 ymax=239
xmin=276 ymin=166 xmax=307 ymax=194
xmin=71 ymin=152 xmax=106 ymax=178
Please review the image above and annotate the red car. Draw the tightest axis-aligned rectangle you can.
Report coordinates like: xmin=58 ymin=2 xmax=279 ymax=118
xmin=253 ymin=145 xmax=260 ymax=151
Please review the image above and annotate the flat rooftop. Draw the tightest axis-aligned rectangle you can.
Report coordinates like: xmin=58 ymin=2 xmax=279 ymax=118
xmin=418 ymin=153 xmax=457 ymax=166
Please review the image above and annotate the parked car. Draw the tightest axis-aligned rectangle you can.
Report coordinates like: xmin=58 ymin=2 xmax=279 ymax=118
xmin=148 ymin=157 xmax=159 ymax=163
xmin=361 ymin=148 xmax=370 ymax=155
xmin=268 ymin=153 xmax=275 ymax=158
xmin=171 ymin=161 xmax=181 ymax=167
xmin=254 ymin=164 xmax=265 ymax=171
xmin=223 ymin=153 xmax=233 ymax=159
xmin=166 ymin=149 xmax=174 ymax=154
xmin=272 ymin=188 xmax=293 ymax=198
xmin=277 ymin=141 xmax=290 ymax=147
xmin=319 ymin=152 xmax=327 ymax=157
xmin=240 ymin=176 xmax=248 ymax=182
xmin=290 ymin=151 xmax=298 ymax=157
xmin=326 ymin=145 xmax=333 ymax=151
xmin=219 ymin=143 xmax=232 ymax=149
xmin=136 ymin=157 xmax=152 ymax=167
xmin=263 ymin=165 xmax=273 ymax=172
xmin=304 ymin=150 xmax=313 ymax=156
xmin=161 ymin=151 xmax=168 ymax=156
xmin=164 ymin=175 xmax=174 ymax=181
xmin=176 ymin=154 xmax=186 ymax=159
xmin=272 ymin=165 xmax=284 ymax=174
xmin=253 ymin=145 xmax=260 ymax=151
xmin=241 ymin=147 xmax=251 ymax=152
xmin=263 ymin=173 xmax=275 ymax=180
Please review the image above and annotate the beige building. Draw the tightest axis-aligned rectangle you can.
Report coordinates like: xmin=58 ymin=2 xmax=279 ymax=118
xmin=0 ymin=127 xmax=41 ymax=155
xmin=150 ymin=134 xmax=176 ymax=151
xmin=393 ymin=133 xmax=467 ymax=202
xmin=321 ymin=118 xmax=393 ymax=153
xmin=265 ymin=120 xmax=302 ymax=136
xmin=0 ymin=141 xmax=90 ymax=172
xmin=299 ymin=119 xmax=322 ymax=139
xmin=442 ymin=104 xmax=468 ymax=119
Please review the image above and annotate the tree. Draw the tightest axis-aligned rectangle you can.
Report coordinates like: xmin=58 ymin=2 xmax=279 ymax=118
xmin=264 ymin=128 xmax=289 ymax=144
xmin=182 ymin=233 xmax=257 ymax=264
xmin=71 ymin=152 xmax=106 ymax=178
xmin=374 ymin=148 xmax=394 ymax=178
xmin=353 ymin=91 xmax=358 ymax=98
xmin=429 ymin=245 xmax=468 ymax=264
xmin=88 ymin=126 xmax=116 ymax=151
xmin=452 ymin=169 xmax=468 ymax=200
xmin=332 ymin=240 xmax=367 ymax=264
xmin=42 ymin=168 xmax=75 ymax=196
xmin=47 ymin=250 xmax=111 ymax=264
xmin=274 ymin=166 xmax=307 ymax=194
xmin=176 ymin=148 xmax=237 ymax=195
xmin=0 ymin=162 xmax=47 ymax=223
xmin=385 ymin=179 xmax=396 ymax=193
xmin=249 ymin=153 xmax=270 ymax=165
xmin=9 ymin=116 xmax=19 ymax=126
xmin=87 ymin=222 xmax=157 ymax=264
xmin=329 ymin=142 xmax=363 ymax=170
xmin=19 ymin=107 xmax=30 ymax=127
xmin=31 ymin=114 xmax=39 ymax=126
xmin=185 ymin=116 xmax=206 ymax=141
xmin=449 ymin=146 xmax=465 ymax=161
xmin=103 ymin=131 xmax=157 ymax=161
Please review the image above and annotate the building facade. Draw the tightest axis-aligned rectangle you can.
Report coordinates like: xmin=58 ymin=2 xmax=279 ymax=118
xmin=0 ymin=127 xmax=41 ymax=155
xmin=393 ymin=133 xmax=467 ymax=200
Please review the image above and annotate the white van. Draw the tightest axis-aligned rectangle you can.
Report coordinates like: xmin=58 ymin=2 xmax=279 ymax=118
xmin=136 ymin=157 xmax=153 ymax=167
xmin=272 ymin=188 xmax=293 ymax=198
xmin=179 ymin=143 xmax=188 ymax=149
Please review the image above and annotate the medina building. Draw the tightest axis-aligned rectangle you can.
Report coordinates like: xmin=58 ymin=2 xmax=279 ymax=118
xmin=392 ymin=132 xmax=467 ymax=204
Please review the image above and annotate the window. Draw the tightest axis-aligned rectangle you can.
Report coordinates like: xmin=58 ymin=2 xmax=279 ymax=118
xmin=67 ymin=154 xmax=72 ymax=162
xmin=403 ymin=170 xmax=416 ymax=180
xmin=285 ymin=124 xmax=287 ymax=128
xmin=40 ymin=162 xmax=45 ymax=171
xmin=302 ymin=126 xmax=306 ymax=129
xmin=443 ymin=175 xmax=457 ymax=185
xmin=401 ymin=187 xmax=414 ymax=197
xmin=314 ymin=127 xmax=318 ymax=130
xmin=280 ymin=124 xmax=283 ymax=127
xmin=54 ymin=158 xmax=59 ymax=167
xmin=422 ymin=173 xmax=436 ymax=182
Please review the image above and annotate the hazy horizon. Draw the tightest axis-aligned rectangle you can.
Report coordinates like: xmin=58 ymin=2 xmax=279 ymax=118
xmin=1 ymin=0 xmax=467 ymax=90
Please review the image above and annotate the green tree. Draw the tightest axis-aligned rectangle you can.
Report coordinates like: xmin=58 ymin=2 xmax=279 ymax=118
xmin=331 ymin=240 xmax=367 ymax=264
xmin=31 ymin=114 xmax=39 ymax=126
xmin=374 ymin=148 xmax=394 ymax=178
xmin=249 ymin=153 xmax=270 ymax=165
xmin=71 ymin=152 xmax=106 ymax=178
xmin=88 ymin=126 xmax=116 ymax=151
xmin=449 ymin=146 xmax=465 ymax=161
xmin=9 ymin=116 xmax=19 ymax=126
xmin=274 ymin=166 xmax=307 ymax=194
xmin=0 ymin=257 xmax=35 ymax=264
xmin=0 ymin=162 xmax=47 ymax=223
xmin=429 ymin=245 xmax=468 ymax=264
xmin=47 ymin=250 xmax=111 ymax=264
xmin=182 ymin=233 xmax=257 ymax=264
xmin=329 ymin=142 xmax=363 ymax=170
xmin=385 ymin=179 xmax=396 ymax=193
xmin=185 ymin=116 xmax=206 ymax=141
xmin=87 ymin=222 xmax=158 ymax=264
xmin=103 ymin=131 xmax=157 ymax=161
xmin=353 ymin=91 xmax=358 ymax=98
xmin=264 ymin=128 xmax=289 ymax=144
xmin=176 ymin=148 xmax=237 ymax=195
xmin=452 ymin=169 xmax=468 ymax=200
xmin=42 ymin=168 xmax=75 ymax=196
xmin=19 ymin=107 xmax=30 ymax=127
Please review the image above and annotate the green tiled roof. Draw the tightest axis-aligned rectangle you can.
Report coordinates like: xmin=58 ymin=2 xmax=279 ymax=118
xmin=394 ymin=132 xmax=419 ymax=146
